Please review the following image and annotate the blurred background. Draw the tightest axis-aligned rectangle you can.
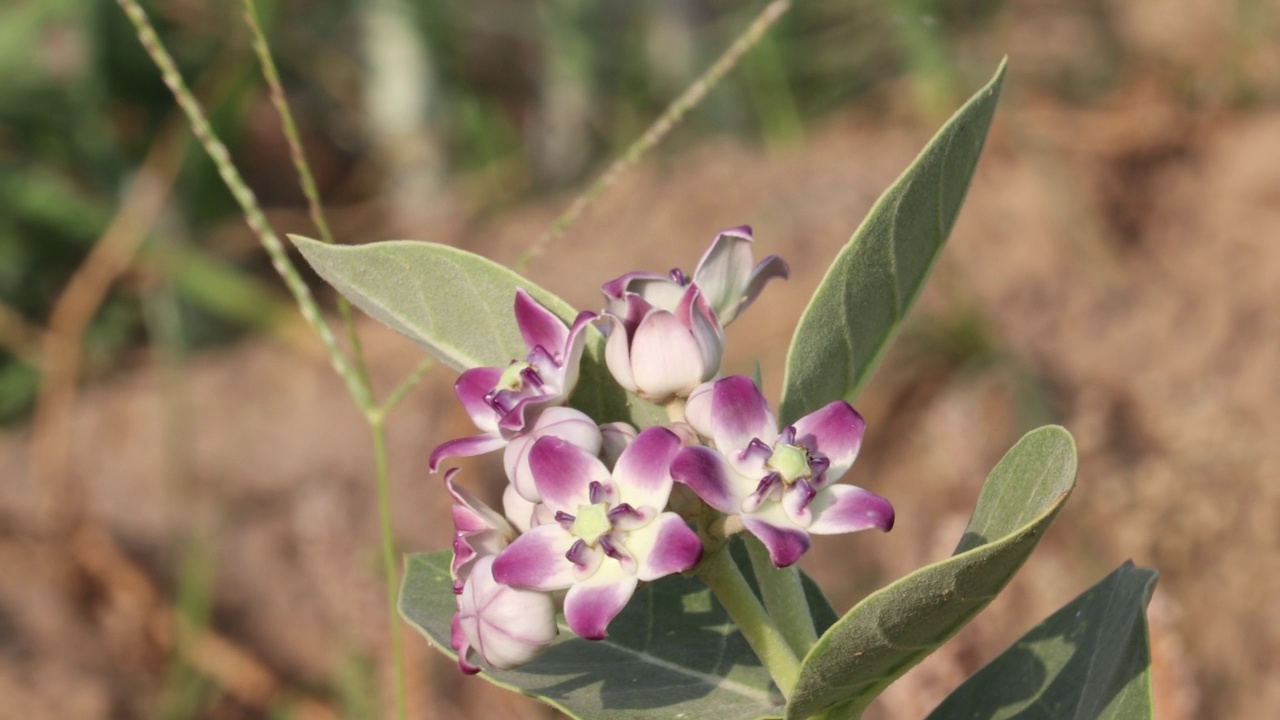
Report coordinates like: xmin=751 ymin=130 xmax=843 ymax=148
xmin=2 ymin=0 xmax=1279 ymax=717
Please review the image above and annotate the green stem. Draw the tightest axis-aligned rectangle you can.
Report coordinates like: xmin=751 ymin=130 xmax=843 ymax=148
xmin=370 ymin=417 xmax=406 ymax=720
xmin=240 ymin=0 xmax=373 ymax=393
xmin=696 ymin=544 xmax=800 ymax=697
xmin=745 ymin=535 xmax=818 ymax=657
xmin=375 ymin=357 xmax=437 ymax=420
xmin=115 ymin=0 xmax=371 ymax=410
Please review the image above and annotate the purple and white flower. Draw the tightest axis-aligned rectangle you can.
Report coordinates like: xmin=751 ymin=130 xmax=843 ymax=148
xmin=430 ymin=290 xmax=596 ymax=471
xmin=454 ymin=556 xmax=558 ymax=672
xmin=445 ymin=470 xmax=557 ymax=673
xmin=491 ymin=427 xmax=703 ymax=640
xmin=672 ymin=375 xmax=894 ymax=568
xmin=601 ymin=282 xmax=723 ymax=402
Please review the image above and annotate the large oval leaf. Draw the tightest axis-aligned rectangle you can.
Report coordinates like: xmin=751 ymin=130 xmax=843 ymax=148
xmin=399 ymin=541 xmax=835 ymax=720
xmin=291 ymin=236 xmax=665 ymax=426
xmin=778 ymin=59 xmax=1006 ymax=425
xmin=925 ymin=562 xmax=1158 ymax=720
xmin=785 ymin=425 xmax=1077 ymax=720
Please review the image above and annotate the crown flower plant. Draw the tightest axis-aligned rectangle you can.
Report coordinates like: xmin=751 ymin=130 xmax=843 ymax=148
xmin=292 ymin=60 xmax=1161 ymax=720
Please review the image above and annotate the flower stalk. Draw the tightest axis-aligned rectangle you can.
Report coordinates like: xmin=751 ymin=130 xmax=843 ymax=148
xmin=695 ymin=541 xmax=801 ymax=697
xmin=746 ymin=535 xmax=818 ymax=657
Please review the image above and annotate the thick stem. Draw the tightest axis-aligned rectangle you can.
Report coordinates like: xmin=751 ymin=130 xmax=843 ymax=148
xmin=370 ymin=418 xmax=407 ymax=720
xmin=696 ymin=544 xmax=800 ymax=697
xmin=745 ymin=534 xmax=818 ymax=657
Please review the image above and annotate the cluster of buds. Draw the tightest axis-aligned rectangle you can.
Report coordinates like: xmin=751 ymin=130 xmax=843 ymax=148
xmin=433 ymin=227 xmax=894 ymax=673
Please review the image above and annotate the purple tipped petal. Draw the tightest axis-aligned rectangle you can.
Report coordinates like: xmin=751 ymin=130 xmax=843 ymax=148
xmin=631 ymin=513 xmax=704 ymax=581
xmin=429 ymin=433 xmax=508 ymax=472
xmin=503 ymin=407 xmax=602 ymax=502
xmin=602 ymin=270 xmax=667 ymax=303
xmin=710 ymin=376 xmax=777 ymax=453
xmin=455 ymin=367 xmax=504 ymax=433
xmin=734 ymin=254 xmax=790 ymax=323
xmin=558 ymin=310 xmax=597 ymax=394
xmin=742 ymin=516 xmax=811 ymax=568
xmin=528 ymin=437 xmax=610 ymax=514
xmin=807 ymin=485 xmax=895 ymax=535
xmin=791 ymin=401 xmax=865 ymax=482
xmin=563 ymin=565 xmax=639 ymax=640
xmin=630 ymin=310 xmax=706 ymax=399
xmin=514 ymin=289 xmax=568 ymax=359
xmin=612 ymin=426 xmax=681 ymax=510
xmin=669 ymin=445 xmax=744 ymax=514
xmin=491 ymin=525 xmax=578 ymax=590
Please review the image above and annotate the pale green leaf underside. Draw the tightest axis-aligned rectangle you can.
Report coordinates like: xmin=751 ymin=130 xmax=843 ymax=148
xmin=291 ymin=236 xmax=664 ymax=425
xmin=925 ymin=562 xmax=1158 ymax=720
xmin=400 ymin=542 xmax=836 ymax=720
xmin=779 ymin=59 xmax=1007 ymax=425
xmin=785 ymin=425 xmax=1077 ymax=720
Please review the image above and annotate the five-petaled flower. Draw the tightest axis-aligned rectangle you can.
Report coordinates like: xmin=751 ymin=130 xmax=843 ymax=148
xmin=491 ymin=427 xmax=704 ymax=640
xmin=672 ymin=375 xmax=894 ymax=567
xmin=430 ymin=289 xmax=596 ymax=471
xmin=445 ymin=470 xmax=557 ymax=673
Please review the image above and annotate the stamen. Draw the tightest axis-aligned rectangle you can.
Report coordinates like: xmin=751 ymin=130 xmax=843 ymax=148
xmin=669 ymin=268 xmax=687 ymax=285
xmin=554 ymin=510 xmax=576 ymax=529
xmin=588 ymin=481 xmax=605 ymax=504
xmin=565 ymin=539 xmax=590 ymax=567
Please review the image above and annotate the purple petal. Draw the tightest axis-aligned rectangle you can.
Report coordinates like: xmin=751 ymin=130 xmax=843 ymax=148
xmin=455 ymin=367 xmax=503 ymax=433
xmin=557 ymin=310 xmax=597 ymax=395
xmin=491 ymin=525 xmax=578 ymax=590
xmin=692 ymin=226 xmax=755 ymax=321
xmin=631 ymin=512 xmax=703 ymax=581
xmin=514 ymin=289 xmax=568 ymax=359
xmin=503 ymin=407 xmax=602 ymax=502
xmin=563 ymin=565 xmax=639 ymax=640
xmin=429 ymin=433 xmax=508 ymax=472
xmin=528 ymin=436 xmax=610 ymax=514
xmin=630 ymin=309 xmax=705 ymax=399
xmin=669 ymin=445 xmax=744 ymax=514
xmin=733 ymin=254 xmax=789 ymax=324
xmin=807 ymin=484 xmax=895 ymax=535
xmin=791 ymin=401 xmax=865 ymax=482
xmin=612 ymin=426 xmax=681 ymax=510
xmin=602 ymin=270 xmax=667 ymax=303
xmin=603 ymin=314 xmax=639 ymax=394
xmin=709 ymin=376 xmax=777 ymax=453
xmin=742 ymin=516 xmax=811 ymax=568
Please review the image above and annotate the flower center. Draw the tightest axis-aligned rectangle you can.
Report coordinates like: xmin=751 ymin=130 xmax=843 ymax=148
xmin=767 ymin=442 xmax=811 ymax=485
xmin=496 ymin=361 xmax=532 ymax=392
xmin=570 ymin=502 xmax=613 ymax=546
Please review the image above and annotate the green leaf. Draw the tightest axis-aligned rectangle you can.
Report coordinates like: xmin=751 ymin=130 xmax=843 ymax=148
xmin=924 ymin=562 xmax=1158 ymax=720
xmin=399 ymin=541 xmax=834 ymax=720
xmin=785 ymin=425 xmax=1077 ymax=720
xmin=779 ymin=59 xmax=1007 ymax=425
xmin=291 ymin=236 xmax=665 ymax=426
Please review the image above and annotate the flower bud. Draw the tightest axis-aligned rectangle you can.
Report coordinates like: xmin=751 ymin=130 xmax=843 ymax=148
xmin=455 ymin=556 xmax=557 ymax=671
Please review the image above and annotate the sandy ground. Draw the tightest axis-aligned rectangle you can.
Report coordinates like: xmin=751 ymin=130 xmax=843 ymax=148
xmin=3 ymin=26 xmax=1280 ymax=720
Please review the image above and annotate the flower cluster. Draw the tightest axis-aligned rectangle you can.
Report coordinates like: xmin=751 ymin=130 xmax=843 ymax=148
xmin=433 ymin=227 xmax=894 ymax=673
